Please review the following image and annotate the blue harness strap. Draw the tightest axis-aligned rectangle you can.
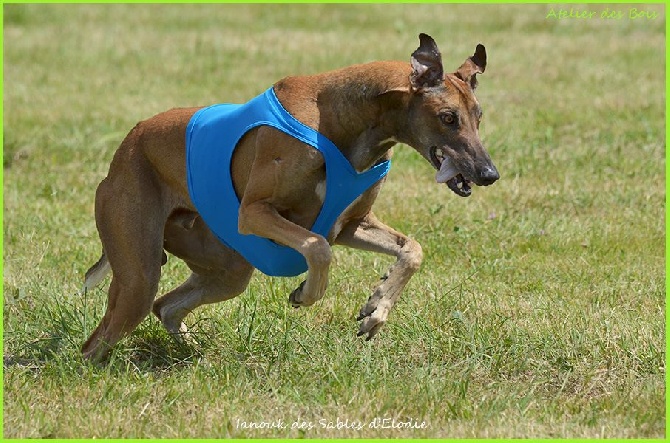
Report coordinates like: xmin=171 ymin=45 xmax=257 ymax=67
xmin=186 ymin=87 xmax=391 ymax=277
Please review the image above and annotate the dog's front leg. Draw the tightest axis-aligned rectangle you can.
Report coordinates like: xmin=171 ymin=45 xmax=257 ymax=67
xmin=238 ymin=201 xmax=331 ymax=306
xmin=335 ymin=212 xmax=423 ymax=339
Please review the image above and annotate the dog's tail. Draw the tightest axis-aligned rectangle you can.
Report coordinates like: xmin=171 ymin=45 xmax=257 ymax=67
xmin=81 ymin=253 xmax=111 ymax=293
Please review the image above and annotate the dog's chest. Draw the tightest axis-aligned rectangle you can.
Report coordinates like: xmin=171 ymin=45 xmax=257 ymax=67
xmin=186 ymin=87 xmax=390 ymax=276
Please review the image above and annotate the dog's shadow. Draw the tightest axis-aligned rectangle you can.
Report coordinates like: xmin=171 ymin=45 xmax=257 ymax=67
xmin=116 ymin=331 xmax=203 ymax=372
xmin=3 ymin=320 xmax=204 ymax=375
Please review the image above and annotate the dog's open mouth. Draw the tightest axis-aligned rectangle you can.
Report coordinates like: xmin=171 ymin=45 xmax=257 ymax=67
xmin=430 ymin=147 xmax=472 ymax=197
xmin=446 ymin=175 xmax=472 ymax=197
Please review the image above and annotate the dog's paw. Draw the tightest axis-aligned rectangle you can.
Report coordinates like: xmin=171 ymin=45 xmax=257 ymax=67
xmin=288 ymin=281 xmax=308 ymax=308
xmin=166 ymin=321 xmax=199 ymax=346
xmin=289 ymin=279 xmax=328 ymax=308
xmin=355 ymin=290 xmax=384 ymax=321
xmin=155 ymin=306 xmax=199 ymax=346
xmin=356 ymin=299 xmax=391 ymax=341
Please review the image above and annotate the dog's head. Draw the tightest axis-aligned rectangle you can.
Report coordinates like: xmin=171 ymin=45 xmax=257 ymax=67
xmin=403 ymin=33 xmax=499 ymax=197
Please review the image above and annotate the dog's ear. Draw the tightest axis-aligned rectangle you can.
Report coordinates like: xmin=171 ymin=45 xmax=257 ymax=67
xmin=454 ymin=44 xmax=486 ymax=90
xmin=410 ymin=33 xmax=444 ymax=90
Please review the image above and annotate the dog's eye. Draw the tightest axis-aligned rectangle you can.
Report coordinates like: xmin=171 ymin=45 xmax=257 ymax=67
xmin=440 ymin=112 xmax=458 ymax=126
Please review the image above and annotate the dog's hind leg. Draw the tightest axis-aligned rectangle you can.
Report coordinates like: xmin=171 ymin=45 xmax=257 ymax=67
xmin=152 ymin=264 xmax=253 ymax=342
xmin=334 ymin=211 xmax=423 ymax=340
xmin=81 ymin=170 xmax=168 ymax=362
xmin=154 ymin=213 xmax=254 ymax=340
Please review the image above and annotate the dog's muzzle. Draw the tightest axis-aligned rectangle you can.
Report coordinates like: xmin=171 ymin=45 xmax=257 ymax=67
xmin=430 ymin=146 xmax=499 ymax=197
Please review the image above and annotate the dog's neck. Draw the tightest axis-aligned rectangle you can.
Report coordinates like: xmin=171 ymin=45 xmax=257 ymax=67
xmin=276 ymin=61 xmax=415 ymax=172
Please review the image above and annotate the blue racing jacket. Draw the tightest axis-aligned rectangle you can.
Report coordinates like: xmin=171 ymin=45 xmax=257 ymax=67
xmin=186 ymin=87 xmax=391 ymax=277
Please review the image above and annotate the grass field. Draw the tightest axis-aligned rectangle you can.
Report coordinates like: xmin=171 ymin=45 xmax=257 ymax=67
xmin=2 ymin=3 xmax=666 ymax=439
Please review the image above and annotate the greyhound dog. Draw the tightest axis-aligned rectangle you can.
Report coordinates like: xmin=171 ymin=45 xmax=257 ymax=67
xmin=81 ymin=33 xmax=499 ymax=362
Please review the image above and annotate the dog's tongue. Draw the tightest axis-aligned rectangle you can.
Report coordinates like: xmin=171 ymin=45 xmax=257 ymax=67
xmin=435 ymin=157 xmax=459 ymax=183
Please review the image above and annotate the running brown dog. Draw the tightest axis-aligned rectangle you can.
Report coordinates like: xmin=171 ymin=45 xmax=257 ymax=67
xmin=81 ymin=33 xmax=499 ymax=362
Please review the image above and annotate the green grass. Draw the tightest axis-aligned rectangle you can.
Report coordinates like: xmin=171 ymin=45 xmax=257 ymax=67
xmin=3 ymin=3 xmax=666 ymax=439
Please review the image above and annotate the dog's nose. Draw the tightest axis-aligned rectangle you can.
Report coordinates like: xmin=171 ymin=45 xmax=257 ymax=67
xmin=478 ymin=165 xmax=499 ymax=186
